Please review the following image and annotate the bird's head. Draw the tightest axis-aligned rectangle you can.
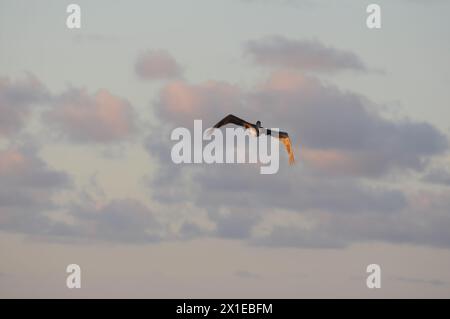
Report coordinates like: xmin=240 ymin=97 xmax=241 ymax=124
xmin=256 ymin=120 xmax=262 ymax=128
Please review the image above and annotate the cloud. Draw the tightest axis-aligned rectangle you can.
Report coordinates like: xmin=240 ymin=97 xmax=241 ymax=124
xmin=0 ymin=74 xmax=49 ymax=137
xmin=178 ymin=221 xmax=211 ymax=240
xmin=143 ymin=69 xmax=450 ymax=249
xmin=135 ymin=50 xmax=182 ymax=80
xmin=250 ymin=191 xmax=450 ymax=249
xmin=144 ymin=140 xmax=413 ymax=248
xmin=245 ymin=36 xmax=367 ymax=72
xmin=422 ymin=167 xmax=450 ymax=186
xmin=212 ymin=207 xmax=262 ymax=239
xmin=0 ymin=142 xmax=161 ymax=243
xmin=1 ymin=74 xmax=137 ymax=144
xmin=0 ymin=143 xmax=69 ymax=197
xmin=1 ymin=48 xmax=447 ymax=251
xmin=157 ymin=80 xmax=243 ymax=128
xmin=253 ymin=225 xmax=348 ymax=249
xmin=251 ymin=71 xmax=447 ymax=172
xmin=193 ymin=165 xmax=407 ymax=214
xmin=0 ymin=142 xmax=71 ymax=234
xmin=5 ymin=197 xmax=164 ymax=244
xmin=154 ymin=71 xmax=447 ymax=177
xmin=261 ymin=72 xmax=448 ymax=176
xmin=65 ymin=199 xmax=163 ymax=243
xmin=44 ymin=88 xmax=136 ymax=143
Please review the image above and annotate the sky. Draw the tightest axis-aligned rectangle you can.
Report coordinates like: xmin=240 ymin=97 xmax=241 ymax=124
xmin=1 ymin=0 xmax=450 ymax=298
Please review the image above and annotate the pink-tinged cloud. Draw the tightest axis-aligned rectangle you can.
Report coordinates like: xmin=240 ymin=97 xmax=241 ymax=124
xmin=157 ymin=80 xmax=243 ymax=127
xmin=0 ymin=149 xmax=26 ymax=175
xmin=45 ymin=88 xmax=136 ymax=143
xmin=301 ymin=148 xmax=382 ymax=176
xmin=0 ymin=74 xmax=49 ymax=137
xmin=262 ymin=70 xmax=308 ymax=91
xmin=160 ymin=81 xmax=200 ymax=114
xmin=135 ymin=50 xmax=182 ymax=80
xmin=0 ymin=144 xmax=69 ymax=189
xmin=245 ymin=36 xmax=367 ymax=72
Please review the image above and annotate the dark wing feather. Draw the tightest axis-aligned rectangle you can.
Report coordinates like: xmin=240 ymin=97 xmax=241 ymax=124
xmin=212 ymin=114 xmax=253 ymax=129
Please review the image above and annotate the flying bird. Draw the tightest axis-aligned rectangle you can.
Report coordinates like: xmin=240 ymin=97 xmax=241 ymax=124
xmin=209 ymin=114 xmax=295 ymax=165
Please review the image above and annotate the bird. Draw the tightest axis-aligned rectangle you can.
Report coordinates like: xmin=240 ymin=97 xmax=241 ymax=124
xmin=209 ymin=114 xmax=295 ymax=165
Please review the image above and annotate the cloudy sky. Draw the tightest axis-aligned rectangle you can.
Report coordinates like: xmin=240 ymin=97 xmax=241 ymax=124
xmin=1 ymin=0 xmax=450 ymax=298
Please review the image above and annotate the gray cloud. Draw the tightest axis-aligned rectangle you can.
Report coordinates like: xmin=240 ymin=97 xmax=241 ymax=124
xmin=245 ymin=36 xmax=367 ymax=72
xmin=143 ymin=147 xmax=414 ymax=248
xmin=178 ymin=221 xmax=210 ymax=240
xmin=187 ymin=165 xmax=425 ymax=249
xmin=422 ymin=167 xmax=450 ymax=186
xmin=212 ymin=208 xmax=261 ymax=239
xmin=67 ymin=199 xmax=163 ymax=243
xmin=0 ymin=142 xmax=71 ymax=235
xmin=252 ymin=192 xmax=450 ymax=249
xmin=253 ymin=225 xmax=348 ymax=249
xmin=0 ymin=74 xmax=49 ymax=137
xmin=135 ymin=50 xmax=182 ymax=80
xmin=250 ymin=73 xmax=448 ymax=176
xmin=1 ymin=195 xmax=164 ymax=244
xmin=144 ymin=127 xmax=199 ymax=203
xmin=193 ymin=165 xmax=406 ymax=214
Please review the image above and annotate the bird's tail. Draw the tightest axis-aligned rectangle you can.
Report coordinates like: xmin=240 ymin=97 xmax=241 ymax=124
xmin=288 ymin=152 xmax=295 ymax=165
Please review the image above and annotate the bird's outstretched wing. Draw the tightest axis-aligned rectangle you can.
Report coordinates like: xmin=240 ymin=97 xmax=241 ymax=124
xmin=277 ymin=131 xmax=295 ymax=165
xmin=212 ymin=114 xmax=253 ymax=130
